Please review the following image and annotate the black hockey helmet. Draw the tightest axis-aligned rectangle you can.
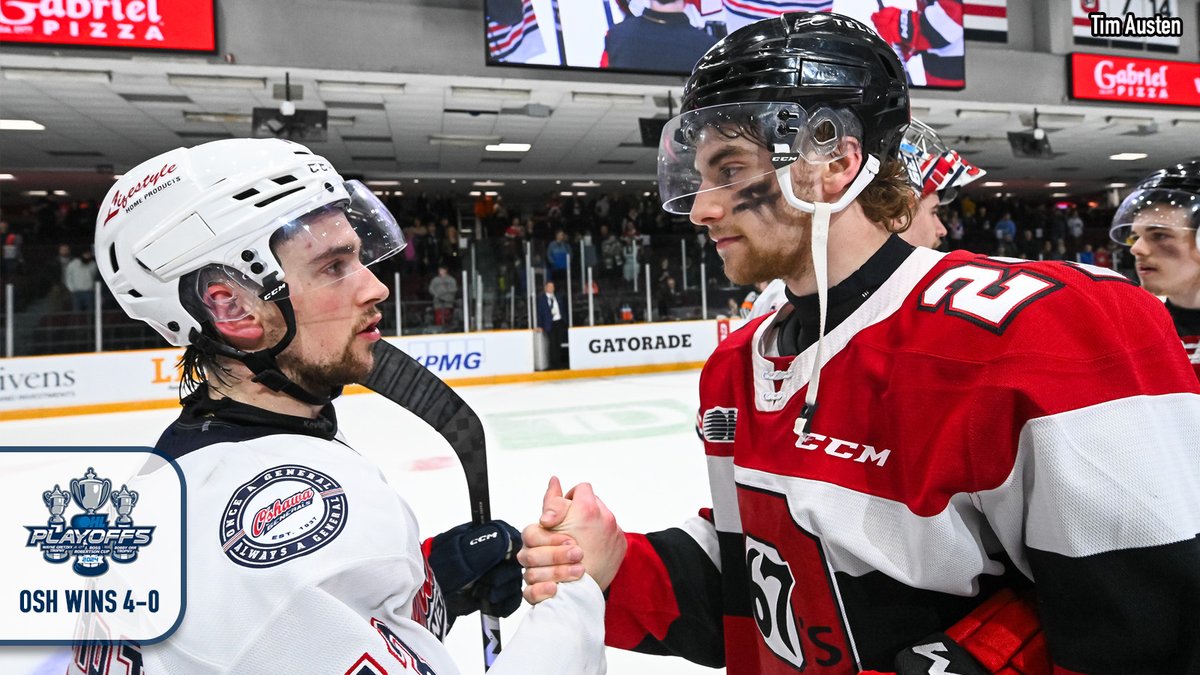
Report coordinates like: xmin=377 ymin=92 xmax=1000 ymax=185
xmin=1110 ymin=160 xmax=1200 ymax=247
xmin=683 ymin=12 xmax=910 ymax=161
xmin=657 ymin=12 xmax=911 ymax=214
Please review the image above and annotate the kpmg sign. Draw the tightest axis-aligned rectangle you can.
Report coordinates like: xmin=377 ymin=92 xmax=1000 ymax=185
xmin=0 ymin=0 xmax=216 ymax=52
xmin=1069 ymin=52 xmax=1200 ymax=108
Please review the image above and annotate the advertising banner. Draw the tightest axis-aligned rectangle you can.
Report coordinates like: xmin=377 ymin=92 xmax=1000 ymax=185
xmin=1069 ymin=52 xmax=1200 ymax=107
xmin=0 ymin=0 xmax=216 ymax=52
xmin=569 ymin=320 xmax=740 ymax=370
xmin=0 ymin=331 xmax=534 ymax=418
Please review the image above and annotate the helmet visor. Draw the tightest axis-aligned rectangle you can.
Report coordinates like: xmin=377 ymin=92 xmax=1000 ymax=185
xmin=199 ymin=180 xmax=404 ymax=319
xmin=657 ymin=102 xmax=858 ymax=215
xmin=1109 ymin=187 xmax=1200 ymax=246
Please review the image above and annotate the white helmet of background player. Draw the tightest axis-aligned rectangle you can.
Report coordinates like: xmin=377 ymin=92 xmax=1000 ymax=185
xmin=95 ymin=138 xmax=405 ymax=402
xmin=1109 ymin=160 xmax=1200 ymax=249
xmin=899 ymin=118 xmax=985 ymax=205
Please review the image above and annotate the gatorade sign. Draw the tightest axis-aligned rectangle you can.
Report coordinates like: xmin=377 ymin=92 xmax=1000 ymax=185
xmin=0 ymin=0 xmax=216 ymax=52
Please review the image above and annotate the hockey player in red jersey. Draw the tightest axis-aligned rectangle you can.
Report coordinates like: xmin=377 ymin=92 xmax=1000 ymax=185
xmin=1110 ymin=161 xmax=1200 ymax=381
xmin=520 ymin=12 xmax=1200 ymax=674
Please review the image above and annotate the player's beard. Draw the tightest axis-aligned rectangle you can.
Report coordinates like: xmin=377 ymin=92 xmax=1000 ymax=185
xmin=275 ymin=318 xmax=376 ymax=395
xmin=720 ymin=179 xmax=814 ymax=286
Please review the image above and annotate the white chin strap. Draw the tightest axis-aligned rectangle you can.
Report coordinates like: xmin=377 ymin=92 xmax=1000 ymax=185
xmin=773 ymin=149 xmax=881 ymax=437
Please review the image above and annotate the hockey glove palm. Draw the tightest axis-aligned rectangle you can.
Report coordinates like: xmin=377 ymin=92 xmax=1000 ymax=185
xmin=428 ymin=520 xmax=523 ymax=620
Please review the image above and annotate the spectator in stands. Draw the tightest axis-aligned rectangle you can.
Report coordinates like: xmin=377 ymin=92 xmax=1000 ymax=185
xmin=440 ymin=224 xmax=461 ymax=274
xmin=994 ymin=211 xmax=1016 ymax=242
xmin=599 ymin=225 xmax=623 ymax=283
xmin=1076 ymin=244 xmax=1095 ymax=265
xmin=428 ymin=264 xmax=458 ymax=328
xmin=536 ymin=281 xmax=567 ymax=370
xmin=64 ymin=247 xmax=98 ymax=312
xmin=656 ymin=275 xmax=681 ymax=320
xmin=546 ymin=229 xmax=571 ymax=286
xmin=1067 ymin=208 xmax=1085 ymax=241
xmin=0 ymin=219 xmax=22 ymax=279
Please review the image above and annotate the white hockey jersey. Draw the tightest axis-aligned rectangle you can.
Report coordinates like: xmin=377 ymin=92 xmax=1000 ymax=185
xmin=67 ymin=397 xmax=605 ymax=675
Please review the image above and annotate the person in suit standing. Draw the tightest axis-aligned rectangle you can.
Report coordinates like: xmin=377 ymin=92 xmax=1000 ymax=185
xmin=536 ymin=280 xmax=567 ymax=370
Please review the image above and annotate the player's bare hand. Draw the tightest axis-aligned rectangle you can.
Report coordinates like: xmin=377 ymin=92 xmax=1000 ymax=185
xmin=553 ymin=481 xmax=626 ymax=591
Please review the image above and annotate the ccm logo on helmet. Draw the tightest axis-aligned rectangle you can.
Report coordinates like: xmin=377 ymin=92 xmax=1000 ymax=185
xmin=261 ymin=283 xmax=287 ymax=301
xmin=469 ymin=531 xmax=498 ymax=546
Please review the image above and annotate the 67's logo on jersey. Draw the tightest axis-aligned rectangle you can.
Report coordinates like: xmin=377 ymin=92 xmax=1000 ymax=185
xmin=740 ymin=487 xmax=850 ymax=672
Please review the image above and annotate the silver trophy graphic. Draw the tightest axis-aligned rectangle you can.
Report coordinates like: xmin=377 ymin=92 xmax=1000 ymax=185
xmin=110 ymin=484 xmax=140 ymax=563
xmin=69 ymin=467 xmax=112 ymax=576
xmin=41 ymin=485 xmax=71 ymax=563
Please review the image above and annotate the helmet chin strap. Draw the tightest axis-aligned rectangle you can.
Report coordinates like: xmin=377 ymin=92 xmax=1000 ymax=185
xmin=190 ymin=294 xmax=337 ymax=407
xmin=773 ymin=151 xmax=881 ymax=437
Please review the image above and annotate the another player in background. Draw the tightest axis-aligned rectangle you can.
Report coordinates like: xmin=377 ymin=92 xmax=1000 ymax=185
xmin=897 ymin=118 xmax=985 ymax=249
xmin=81 ymin=138 xmax=605 ymax=675
xmin=521 ymin=12 xmax=1200 ymax=674
xmin=1110 ymin=160 xmax=1200 ymax=379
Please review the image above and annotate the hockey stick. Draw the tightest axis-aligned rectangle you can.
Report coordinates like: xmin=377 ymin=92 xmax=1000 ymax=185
xmin=361 ymin=338 xmax=502 ymax=670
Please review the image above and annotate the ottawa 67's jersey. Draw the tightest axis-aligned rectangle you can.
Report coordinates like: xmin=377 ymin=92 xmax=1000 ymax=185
xmin=695 ymin=248 xmax=1200 ymax=672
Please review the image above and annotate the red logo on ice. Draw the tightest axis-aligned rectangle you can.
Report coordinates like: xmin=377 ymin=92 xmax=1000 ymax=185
xmin=0 ymin=0 xmax=216 ymax=52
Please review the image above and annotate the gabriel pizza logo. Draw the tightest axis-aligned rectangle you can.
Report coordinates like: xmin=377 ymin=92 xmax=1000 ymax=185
xmin=103 ymin=163 xmax=178 ymax=225
xmin=220 ymin=465 xmax=348 ymax=569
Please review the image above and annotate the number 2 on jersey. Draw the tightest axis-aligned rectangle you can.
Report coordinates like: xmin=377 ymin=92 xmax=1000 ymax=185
xmin=918 ymin=262 xmax=1063 ymax=334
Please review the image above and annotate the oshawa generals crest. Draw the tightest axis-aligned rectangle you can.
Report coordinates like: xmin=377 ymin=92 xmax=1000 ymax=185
xmin=220 ymin=465 xmax=348 ymax=568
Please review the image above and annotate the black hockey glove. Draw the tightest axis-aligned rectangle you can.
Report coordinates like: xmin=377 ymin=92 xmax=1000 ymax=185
xmin=427 ymin=520 xmax=522 ymax=620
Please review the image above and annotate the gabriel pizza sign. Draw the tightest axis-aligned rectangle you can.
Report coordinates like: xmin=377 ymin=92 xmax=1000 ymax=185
xmin=0 ymin=0 xmax=215 ymax=52
xmin=1069 ymin=52 xmax=1200 ymax=108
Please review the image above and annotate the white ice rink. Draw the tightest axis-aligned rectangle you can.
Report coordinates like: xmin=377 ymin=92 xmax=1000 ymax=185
xmin=0 ymin=369 xmax=722 ymax=675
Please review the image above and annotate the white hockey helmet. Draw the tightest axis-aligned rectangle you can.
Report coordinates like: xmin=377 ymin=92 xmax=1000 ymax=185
xmin=95 ymin=138 xmax=404 ymax=347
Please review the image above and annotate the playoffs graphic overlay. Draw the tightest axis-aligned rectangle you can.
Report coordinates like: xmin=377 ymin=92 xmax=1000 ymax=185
xmin=3 ymin=448 xmax=184 ymax=645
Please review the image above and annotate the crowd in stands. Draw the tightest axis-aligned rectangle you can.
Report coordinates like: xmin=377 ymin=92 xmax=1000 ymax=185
xmin=0 ymin=187 xmax=1133 ymax=354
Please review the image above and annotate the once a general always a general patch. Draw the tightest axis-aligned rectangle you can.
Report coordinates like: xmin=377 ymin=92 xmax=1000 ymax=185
xmin=220 ymin=465 xmax=348 ymax=568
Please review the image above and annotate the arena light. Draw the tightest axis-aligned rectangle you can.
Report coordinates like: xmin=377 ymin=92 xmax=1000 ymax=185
xmin=485 ymin=143 xmax=531 ymax=152
xmin=168 ymin=74 xmax=264 ymax=89
xmin=1047 ymin=182 xmax=1068 ymax=187
xmin=982 ymin=181 xmax=1004 ymax=187
xmin=0 ymin=119 xmax=45 ymax=131
xmin=0 ymin=174 xmax=14 ymax=180
xmin=3 ymin=68 xmax=110 ymax=83
xmin=317 ymin=80 xmax=405 ymax=95
xmin=1109 ymin=153 xmax=1147 ymax=161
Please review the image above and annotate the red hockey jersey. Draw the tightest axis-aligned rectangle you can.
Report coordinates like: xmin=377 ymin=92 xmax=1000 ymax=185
xmin=604 ymin=247 xmax=1200 ymax=673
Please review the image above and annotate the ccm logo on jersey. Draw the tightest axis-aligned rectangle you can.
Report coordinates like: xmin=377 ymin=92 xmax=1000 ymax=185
xmin=794 ymin=430 xmax=891 ymax=467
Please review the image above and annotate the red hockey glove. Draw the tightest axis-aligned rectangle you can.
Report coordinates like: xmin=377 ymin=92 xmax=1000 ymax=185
xmin=893 ymin=589 xmax=1051 ymax=675
xmin=870 ymin=7 xmax=931 ymax=53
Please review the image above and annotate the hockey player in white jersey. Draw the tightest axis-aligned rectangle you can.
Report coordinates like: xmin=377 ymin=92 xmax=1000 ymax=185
xmin=79 ymin=138 xmax=606 ymax=674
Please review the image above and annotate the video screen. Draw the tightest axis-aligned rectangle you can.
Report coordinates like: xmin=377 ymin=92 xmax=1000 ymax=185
xmin=484 ymin=0 xmax=965 ymax=89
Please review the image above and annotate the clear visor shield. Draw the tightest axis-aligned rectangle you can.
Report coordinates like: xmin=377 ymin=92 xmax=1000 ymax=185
xmin=199 ymin=180 xmax=405 ymax=321
xmin=657 ymin=102 xmax=857 ymax=215
xmin=1108 ymin=187 xmax=1200 ymax=246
